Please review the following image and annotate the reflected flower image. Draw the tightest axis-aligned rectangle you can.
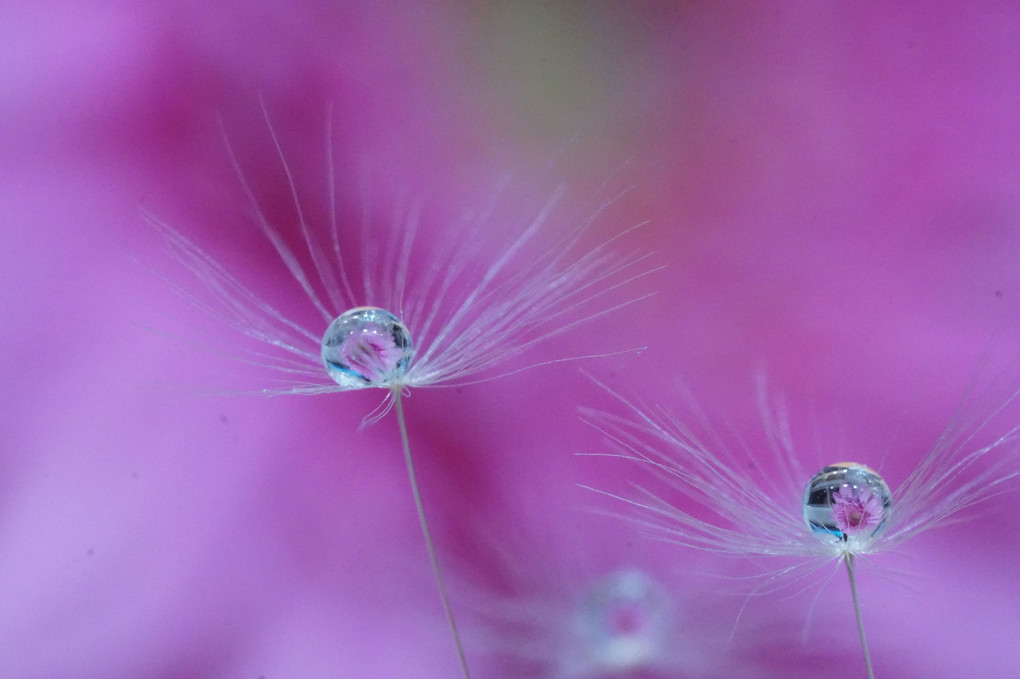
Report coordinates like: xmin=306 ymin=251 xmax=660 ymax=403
xmin=828 ymin=481 xmax=886 ymax=537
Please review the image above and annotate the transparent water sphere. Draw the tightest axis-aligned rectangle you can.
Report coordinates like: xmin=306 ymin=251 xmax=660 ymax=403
xmin=320 ymin=307 xmax=414 ymax=389
xmin=579 ymin=570 xmax=671 ymax=670
xmin=803 ymin=462 xmax=892 ymax=545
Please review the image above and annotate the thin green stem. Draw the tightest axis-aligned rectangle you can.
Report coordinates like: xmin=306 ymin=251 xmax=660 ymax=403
xmin=845 ymin=553 xmax=875 ymax=679
xmin=392 ymin=388 xmax=472 ymax=679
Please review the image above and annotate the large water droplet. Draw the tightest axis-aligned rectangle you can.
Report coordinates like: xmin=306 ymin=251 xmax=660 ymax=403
xmin=802 ymin=463 xmax=892 ymax=545
xmin=321 ymin=307 xmax=413 ymax=389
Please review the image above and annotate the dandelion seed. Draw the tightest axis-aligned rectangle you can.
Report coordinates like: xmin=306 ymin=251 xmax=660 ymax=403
xmin=577 ymin=569 xmax=672 ymax=673
xmin=151 ymin=104 xmax=656 ymax=679
xmin=582 ymin=376 xmax=1020 ymax=679
xmin=474 ymin=564 xmax=738 ymax=678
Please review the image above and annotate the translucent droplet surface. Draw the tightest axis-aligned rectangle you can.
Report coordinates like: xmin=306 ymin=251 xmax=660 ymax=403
xmin=321 ymin=307 xmax=413 ymax=389
xmin=578 ymin=570 xmax=670 ymax=670
xmin=803 ymin=462 xmax=892 ymax=546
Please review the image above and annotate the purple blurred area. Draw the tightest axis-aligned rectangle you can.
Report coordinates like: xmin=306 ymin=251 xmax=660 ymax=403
xmin=3 ymin=2 xmax=1020 ymax=677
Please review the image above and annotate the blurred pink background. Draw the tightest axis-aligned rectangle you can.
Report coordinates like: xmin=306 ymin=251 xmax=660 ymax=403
xmin=3 ymin=2 xmax=1020 ymax=677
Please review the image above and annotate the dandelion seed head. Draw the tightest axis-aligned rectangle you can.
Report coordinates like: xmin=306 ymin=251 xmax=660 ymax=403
xmin=320 ymin=307 xmax=413 ymax=389
xmin=152 ymin=105 xmax=658 ymax=408
xmin=575 ymin=569 xmax=672 ymax=672
xmin=802 ymin=463 xmax=892 ymax=552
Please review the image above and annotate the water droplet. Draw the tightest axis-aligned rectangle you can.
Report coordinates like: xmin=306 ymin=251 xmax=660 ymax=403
xmin=579 ymin=570 xmax=670 ymax=670
xmin=802 ymin=463 xmax=892 ymax=545
xmin=320 ymin=307 xmax=413 ymax=389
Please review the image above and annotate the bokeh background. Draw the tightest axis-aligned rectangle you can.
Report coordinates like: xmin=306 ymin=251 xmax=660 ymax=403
xmin=3 ymin=2 xmax=1020 ymax=677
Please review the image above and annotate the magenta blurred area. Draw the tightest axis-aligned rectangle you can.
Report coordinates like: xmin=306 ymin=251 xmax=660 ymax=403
xmin=2 ymin=2 xmax=1019 ymax=678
